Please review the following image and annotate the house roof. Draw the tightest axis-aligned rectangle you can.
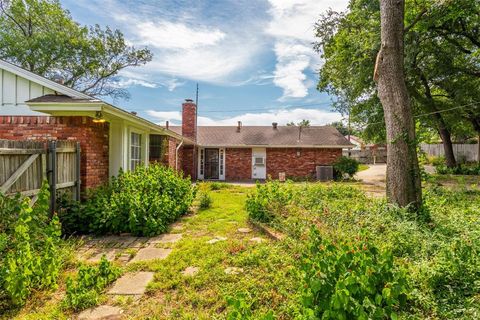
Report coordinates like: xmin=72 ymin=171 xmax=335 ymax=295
xmin=27 ymin=94 xmax=101 ymax=104
xmin=0 ymin=59 xmax=91 ymax=99
xmin=169 ymin=126 xmax=354 ymax=148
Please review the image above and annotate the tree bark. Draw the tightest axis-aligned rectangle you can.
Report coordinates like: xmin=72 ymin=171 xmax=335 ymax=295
xmin=375 ymin=0 xmax=422 ymax=210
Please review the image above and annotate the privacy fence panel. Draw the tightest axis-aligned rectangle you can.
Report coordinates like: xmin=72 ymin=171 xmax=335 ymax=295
xmin=0 ymin=139 xmax=81 ymax=211
xmin=420 ymin=143 xmax=479 ymax=163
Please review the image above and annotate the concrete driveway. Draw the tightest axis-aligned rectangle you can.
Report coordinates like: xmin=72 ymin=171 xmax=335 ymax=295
xmin=356 ymin=164 xmax=387 ymax=186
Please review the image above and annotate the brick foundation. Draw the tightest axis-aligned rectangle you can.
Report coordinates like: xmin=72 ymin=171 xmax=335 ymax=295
xmin=0 ymin=116 xmax=109 ymax=189
xmin=225 ymin=148 xmax=252 ymax=180
xmin=266 ymin=148 xmax=341 ymax=180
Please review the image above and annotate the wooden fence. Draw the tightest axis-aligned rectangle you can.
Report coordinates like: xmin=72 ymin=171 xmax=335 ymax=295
xmin=0 ymin=139 xmax=81 ymax=213
xmin=420 ymin=143 xmax=479 ymax=163
xmin=343 ymin=149 xmax=387 ymax=164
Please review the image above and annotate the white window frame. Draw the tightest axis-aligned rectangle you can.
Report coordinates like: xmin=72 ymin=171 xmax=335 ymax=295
xmin=130 ymin=131 xmax=142 ymax=170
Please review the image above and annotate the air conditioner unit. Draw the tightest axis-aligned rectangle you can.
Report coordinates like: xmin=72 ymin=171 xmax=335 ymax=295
xmin=254 ymin=157 xmax=265 ymax=166
xmin=316 ymin=166 xmax=333 ymax=181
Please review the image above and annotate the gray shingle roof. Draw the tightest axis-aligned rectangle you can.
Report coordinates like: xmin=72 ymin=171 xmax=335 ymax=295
xmin=169 ymin=126 xmax=354 ymax=147
xmin=27 ymin=94 xmax=101 ymax=103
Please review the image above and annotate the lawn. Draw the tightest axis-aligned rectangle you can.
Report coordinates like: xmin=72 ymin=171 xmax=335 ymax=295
xmin=4 ymin=181 xmax=480 ymax=319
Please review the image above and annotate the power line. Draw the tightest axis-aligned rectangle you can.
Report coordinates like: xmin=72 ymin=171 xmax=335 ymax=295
xmin=357 ymin=101 xmax=480 ymax=127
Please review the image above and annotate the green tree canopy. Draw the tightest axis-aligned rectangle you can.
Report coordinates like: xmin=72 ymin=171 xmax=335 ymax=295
xmin=314 ymin=0 xmax=480 ymax=166
xmin=0 ymin=0 xmax=153 ymax=100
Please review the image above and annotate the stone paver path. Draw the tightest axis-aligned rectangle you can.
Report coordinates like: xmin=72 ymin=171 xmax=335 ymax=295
xmin=237 ymin=227 xmax=251 ymax=233
xmin=148 ymin=233 xmax=182 ymax=245
xmin=77 ymin=305 xmax=123 ymax=320
xmin=108 ymin=272 xmax=155 ymax=296
xmin=129 ymin=247 xmax=172 ymax=264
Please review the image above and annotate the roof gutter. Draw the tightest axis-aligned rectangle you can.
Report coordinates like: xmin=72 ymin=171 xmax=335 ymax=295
xmin=175 ymin=139 xmax=184 ymax=170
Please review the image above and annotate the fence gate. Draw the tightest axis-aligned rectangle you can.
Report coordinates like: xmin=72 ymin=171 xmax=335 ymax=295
xmin=0 ymin=139 xmax=81 ymax=214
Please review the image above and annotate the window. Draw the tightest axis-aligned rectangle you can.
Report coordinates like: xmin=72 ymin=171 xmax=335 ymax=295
xmin=200 ymin=148 xmax=204 ymax=176
xmin=219 ymin=148 xmax=224 ymax=176
xmin=149 ymin=135 xmax=164 ymax=162
xmin=130 ymin=132 xmax=142 ymax=170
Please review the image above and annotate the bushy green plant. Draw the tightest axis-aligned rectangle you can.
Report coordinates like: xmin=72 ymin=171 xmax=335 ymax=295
xmin=245 ymin=181 xmax=293 ymax=223
xmin=198 ymin=192 xmax=213 ymax=210
xmin=226 ymin=293 xmax=275 ymax=320
xmin=209 ymin=181 xmax=229 ymax=190
xmin=435 ymin=163 xmax=480 ymax=175
xmin=301 ymin=229 xmax=410 ymax=319
xmin=0 ymin=182 xmax=62 ymax=309
xmin=333 ymin=156 xmax=360 ymax=179
xmin=61 ymin=165 xmax=196 ymax=236
xmin=63 ymin=255 xmax=121 ymax=311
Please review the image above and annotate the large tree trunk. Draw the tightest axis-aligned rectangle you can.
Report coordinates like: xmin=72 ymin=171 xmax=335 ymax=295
xmin=375 ymin=0 xmax=422 ymax=210
xmin=437 ymin=125 xmax=456 ymax=167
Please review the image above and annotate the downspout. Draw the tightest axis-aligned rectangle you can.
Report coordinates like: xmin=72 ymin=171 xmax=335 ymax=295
xmin=175 ymin=139 xmax=184 ymax=171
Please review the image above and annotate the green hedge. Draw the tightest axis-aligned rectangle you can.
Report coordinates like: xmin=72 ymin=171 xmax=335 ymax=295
xmin=60 ymin=164 xmax=196 ymax=236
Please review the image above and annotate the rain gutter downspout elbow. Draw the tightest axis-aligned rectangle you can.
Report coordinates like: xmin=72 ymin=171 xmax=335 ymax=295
xmin=175 ymin=139 xmax=184 ymax=171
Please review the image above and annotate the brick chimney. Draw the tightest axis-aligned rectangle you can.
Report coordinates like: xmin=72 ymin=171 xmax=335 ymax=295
xmin=182 ymin=99 xmax=197 ymax=140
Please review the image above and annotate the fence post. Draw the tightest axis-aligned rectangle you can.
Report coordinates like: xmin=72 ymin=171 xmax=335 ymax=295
xmin=47 ymin=140 xmax=57 ymax=216
xmin=75 ymin=142 xmax=81 ymax=201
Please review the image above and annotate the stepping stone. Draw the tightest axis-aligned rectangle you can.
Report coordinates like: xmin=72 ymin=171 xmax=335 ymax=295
xmin=77 ymin=305 xmax=123 ymax=320
xmin=128 ymin=247 xmax=172 ymax=263
xmin=182 ymin=266 xmax=199 ymax=277
xmin=87 ymin=249 xmax=119 ymax=263
xmin=224 ymin=267 xmax=244 ymax=275
xmin=108 ymin=272 xmax=154 ymax=296
xmin=148 ymin=233 xmax=182 ymax=245
xmin=237 ymin=228 xmax=252 ymax=233
xmin=206 ymin=236 xmax=227 ymax=244
xmin=249 ymin=237 xmax=264 ymax=243
xmin=171 ymin=222 xmax=184 ymax=231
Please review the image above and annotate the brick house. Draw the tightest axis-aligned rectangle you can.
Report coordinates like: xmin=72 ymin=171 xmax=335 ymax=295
xmin=0 ymin=59 xmax=352 ymax=187
xmin=0 ymin=59 xmax=192 ymax=190
xmin=172 ymin=100 xmax=353 ymax=181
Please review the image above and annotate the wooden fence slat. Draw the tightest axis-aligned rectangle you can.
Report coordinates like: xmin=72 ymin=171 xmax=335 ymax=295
xmin=0 ymin=154 xmax=39 ymax=193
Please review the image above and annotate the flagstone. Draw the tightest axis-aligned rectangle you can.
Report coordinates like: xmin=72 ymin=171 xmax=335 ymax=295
xmin=148 ymin=233 xmax=182 ymax=244
xmin=206 ymin=236 xmax=227 ymax=244
xmin=108 ymin=272 xmax=154 ymax=295
xmin=87 ymin=248 xmax=119 ymax=263
xmin=182 ymin=266 xmax=200 ymax=277
xmin=249 ymin=237 xmax=264 ymax=243
xmin=224 ymin=267 xmax=244 ymax=275
xmin=128 ymin=247 xmax=172 ymax=263
xmin=237 ymin=228 xmax=252 ymax=233
xmin=77 ymin=305 xmax=123 ymax=320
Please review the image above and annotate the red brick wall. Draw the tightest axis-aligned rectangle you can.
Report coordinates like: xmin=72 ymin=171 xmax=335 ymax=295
xmin=182 ymin=100 xmax=196 ymax=141
xmin=181 ymin=145 xmax=196 ymax=180
xmin=226 ymin=148 xmax=252 ymax=180
xmin=266 ymin=148 xmax=341 ymax=179
xmin=0 ymin=116 xmax=109 ymax=189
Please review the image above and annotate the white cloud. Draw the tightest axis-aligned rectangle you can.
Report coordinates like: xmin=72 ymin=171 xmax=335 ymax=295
xmin=136 ymin=21 xmax=226 ymax=50
xmin=266 ymin=0 xmax=349 ymax=100
xmin=114 ymin=78 xmax=158 ymax=89
xmin=147 ymin=108 xmax=341 ymax=126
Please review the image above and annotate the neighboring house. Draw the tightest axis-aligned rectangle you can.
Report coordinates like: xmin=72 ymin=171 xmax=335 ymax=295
xmin=0 ymin=59 xmax=190 ymax=190
xmin=0 ymin=59 xmax=352 ymax=186
xmin=171 ymin=101 xmax=353 ymax=181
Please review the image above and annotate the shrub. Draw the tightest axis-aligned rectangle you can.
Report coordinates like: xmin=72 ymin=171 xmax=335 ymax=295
xmin=301 ymin=229 xmax=410 ymax=319
xmin=245 ymin=181 xmax=293 ymax=223
xmin=435 ymin=163 xmax=480 ymax=175
xmin=0 ymin=182 xmax=63 ymax=310
xmin=209 ymin=182 xmax=229 ymax=190
xmin=333 ymin=156 xmax=360 ymax=179
xmin=61 ymin=164 xmax=196 ymax=236
xmin=63 ymin=255 xmax=121 ymax=311
xmin=198 ymin=192 xmax=213 ymax=210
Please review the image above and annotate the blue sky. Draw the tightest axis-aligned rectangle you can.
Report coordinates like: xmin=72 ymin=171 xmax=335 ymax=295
xmin=62 ymin=0 xmax=349 ymax=126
